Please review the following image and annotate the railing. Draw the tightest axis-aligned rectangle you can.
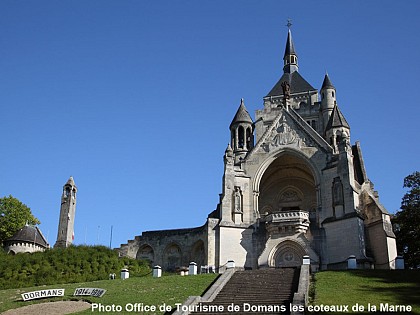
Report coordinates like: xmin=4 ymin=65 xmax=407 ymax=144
xmin=265 ymin=210 xmax=309 ymax=222
xmin=264 ymin=210 xmax=310 ymax=234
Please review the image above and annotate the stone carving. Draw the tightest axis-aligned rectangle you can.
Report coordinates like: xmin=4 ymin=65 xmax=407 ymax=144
xmin=281 ymin=81 xmax=291 ymax=99
xmin=284 ymin=251 xmax=294 ymax=261
xmin=271 ymin=116 xmax=298 ymax=146
xmin=233 ymin=187 xmax=242 ymax=213
xmin=332 ymin=178 xmax=344 ymax=206
xmin=279 ymin=190 xmax=301 ymax=203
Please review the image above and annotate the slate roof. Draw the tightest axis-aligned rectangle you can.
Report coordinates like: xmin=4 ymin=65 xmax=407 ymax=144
xmin=5 ymin=225 xmax=49 ymax=248
xmin=325 ymin=104 xmax=350 ymax=130
xmin=284 ymin=29 xmax=297 ymax=58
xmin=230 ymin=99 xmax=253 ymax=127
xmin=266 ymin=71 xmax=316 ymax=97
xmin=321 ymin=74 xmax=335 ymax=90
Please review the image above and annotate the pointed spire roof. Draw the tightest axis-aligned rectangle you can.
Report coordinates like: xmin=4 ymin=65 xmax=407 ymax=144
xmin=66 ymin=176 xmax=75 ymax=186
xmin=230 ymin=99 xmax=253 ymax=128
xmin=321 ymin=73 xmax=335 ymax=90
xmin=326 ymin=104 xmax=350 ymax=130
xmin=284 ymin=29 xmax=297 ymax=58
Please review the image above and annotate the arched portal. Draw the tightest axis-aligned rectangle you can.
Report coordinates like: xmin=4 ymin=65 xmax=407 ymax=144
xmin=270 ymin=240 xmax=307 ymax=267
xmin=136 ymin=245 xmax=155 ymax=266
xmin=258 ymin=151 xmax=317 ymax=221
xmin=191 ymin=240 xmax=205 ymax=270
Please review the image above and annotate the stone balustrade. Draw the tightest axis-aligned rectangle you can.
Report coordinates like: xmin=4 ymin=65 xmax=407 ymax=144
xmin=264 ymin=210 xmax=310 ymax=235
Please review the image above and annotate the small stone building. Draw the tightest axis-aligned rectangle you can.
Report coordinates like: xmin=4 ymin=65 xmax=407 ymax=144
xmin=4 ymin=224 xmax=49 ymax=254
xmin=119 ymin=28 xmax=397 ymax=271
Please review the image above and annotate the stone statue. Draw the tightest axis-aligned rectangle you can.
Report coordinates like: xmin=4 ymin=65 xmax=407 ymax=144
xmin=234 ymin=187 xmax=242 ymax=213
xmin=281 ymin=81 xmax=291 ymax=99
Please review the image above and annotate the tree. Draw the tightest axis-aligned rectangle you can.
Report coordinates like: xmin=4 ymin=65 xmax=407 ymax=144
xmin=393 ymin=171 xmax=420 ymax=268
xmin=0 ymin=195 xmax=41 ymax=245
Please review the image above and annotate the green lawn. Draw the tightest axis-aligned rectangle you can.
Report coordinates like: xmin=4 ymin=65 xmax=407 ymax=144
xmin=311 ymin=270 xmax=420 ymax=314
xmin=3 ymin=269 xmax=420 ymax=315
xmin=0 ymin=273 xmax=218 ymax=314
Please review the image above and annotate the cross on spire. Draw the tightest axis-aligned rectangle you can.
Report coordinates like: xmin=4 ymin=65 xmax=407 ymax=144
xmin=286 ymin=18 xmax=292 ymax=29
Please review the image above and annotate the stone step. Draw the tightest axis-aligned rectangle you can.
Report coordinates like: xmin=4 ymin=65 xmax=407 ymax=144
xmin=190 ymin=268 xmax=298 ymax=315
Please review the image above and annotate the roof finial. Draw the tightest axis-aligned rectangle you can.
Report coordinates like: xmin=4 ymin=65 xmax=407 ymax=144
xmin=286 ymin=18 xmax=292 ymax=30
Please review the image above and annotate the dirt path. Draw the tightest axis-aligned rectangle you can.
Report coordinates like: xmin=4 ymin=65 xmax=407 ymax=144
xmin=1 ymin=301 xmax=91 ymax=315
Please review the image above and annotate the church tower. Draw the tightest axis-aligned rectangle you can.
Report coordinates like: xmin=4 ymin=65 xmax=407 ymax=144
xmin=54 ymin=177 xmax=77 ymax=248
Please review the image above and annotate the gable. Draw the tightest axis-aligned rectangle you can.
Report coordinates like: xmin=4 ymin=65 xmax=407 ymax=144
xmin=246 ymin=107 xmax=332 ymax=160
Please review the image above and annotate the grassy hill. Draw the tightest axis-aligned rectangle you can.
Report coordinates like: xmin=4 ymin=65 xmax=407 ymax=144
xmin=0 ymin=273 xmax=218 ymax=314
xmin=311 ymin=270 xmax=420 ymax=314
xmin=1 ymin=257 xmax=419 ymax=315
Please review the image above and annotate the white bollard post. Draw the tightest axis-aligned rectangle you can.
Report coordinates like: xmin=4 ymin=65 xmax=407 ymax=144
xmin=189 ymin=262 xmax=198 ymax=275
xmin=303 ymin=255 xmax=310 ymax=265
xmin=347 ymin=255 xmax=357 ymax=269
xmin=153 ymin=265 xmax=162 ymax=278
xmin=226 ymin=260 xmax=235 ymax=269
xmin=121 ymin=268 xmax=129 ymax=280
xmin=395 ymin=256 xmax=405 ymax=269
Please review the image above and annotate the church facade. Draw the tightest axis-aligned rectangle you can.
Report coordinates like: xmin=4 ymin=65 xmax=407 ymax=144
xmin=119 ymin=29 xmax=397 ymax=271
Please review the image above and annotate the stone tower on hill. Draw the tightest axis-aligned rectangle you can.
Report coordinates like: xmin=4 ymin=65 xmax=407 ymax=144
xmin=119 ymin=27 xmax=397 ymax=271
xmin=55 ymin=177 xmax=77 ymax=248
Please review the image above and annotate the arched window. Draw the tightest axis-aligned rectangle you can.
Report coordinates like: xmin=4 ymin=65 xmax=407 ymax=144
xmin=136 ymin=245 xmax=155 ymax=266
xmin=246 ymin=128 xmax=253 ymax=150
xmin=238 ymin=126 xmax=245 ymax=148
xmin=231 ymin=130 xmax=235 ymax=149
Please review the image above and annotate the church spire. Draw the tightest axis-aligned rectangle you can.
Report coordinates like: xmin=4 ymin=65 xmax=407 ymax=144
xmin=283 ymin=21 xmax=298 ymax=74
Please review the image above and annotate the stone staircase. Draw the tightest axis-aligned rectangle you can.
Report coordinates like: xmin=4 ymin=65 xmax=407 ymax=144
xmin=191 ymin=268 xmax=299 ymax=315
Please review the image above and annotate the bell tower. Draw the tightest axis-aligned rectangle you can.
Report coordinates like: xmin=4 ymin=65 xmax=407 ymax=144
xmin=229 ymin=98 xmax=254 ymax=163
xmin=54 ymin=177 xmax=77 ymax=248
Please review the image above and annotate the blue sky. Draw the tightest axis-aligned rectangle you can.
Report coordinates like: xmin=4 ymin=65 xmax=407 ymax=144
xmin=1 ymin=1 xmax=419 ymax=248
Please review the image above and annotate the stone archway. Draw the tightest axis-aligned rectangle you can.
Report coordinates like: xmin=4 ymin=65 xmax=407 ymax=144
xmin=191 ymin=240 xmax=205 ymax=270
xmin=270 ymin=240 xmax=307 ymax=268
xmin=257 ymin=152 xmax=317 ymax=217
xmin=163 ymin=243 xmax=182 ymax=271
xmin=136 ymin=244 xmax=155 ymax=266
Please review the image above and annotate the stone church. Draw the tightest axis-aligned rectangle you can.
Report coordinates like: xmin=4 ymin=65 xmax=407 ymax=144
xmin=119 ymin=28 xmax=397 ymax=271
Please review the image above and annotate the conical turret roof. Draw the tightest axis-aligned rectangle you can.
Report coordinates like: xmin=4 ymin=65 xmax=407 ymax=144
xmin=65 ymin=176 xmax=75 ymax=186
xmin=230 ymin=99 xmax=253 ymax=128
xmin=321 ymin=73 xmax=335 ymax=90
xmin=326 ymin=104 xmax=350 ymax=130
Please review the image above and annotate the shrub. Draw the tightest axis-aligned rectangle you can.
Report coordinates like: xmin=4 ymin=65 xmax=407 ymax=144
xmin=0 ymin=245 xmax=150 ymax=289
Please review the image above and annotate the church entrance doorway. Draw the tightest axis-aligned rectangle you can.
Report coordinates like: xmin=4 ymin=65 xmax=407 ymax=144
xmin=272 ymin=241 xmax=306 ymax=267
